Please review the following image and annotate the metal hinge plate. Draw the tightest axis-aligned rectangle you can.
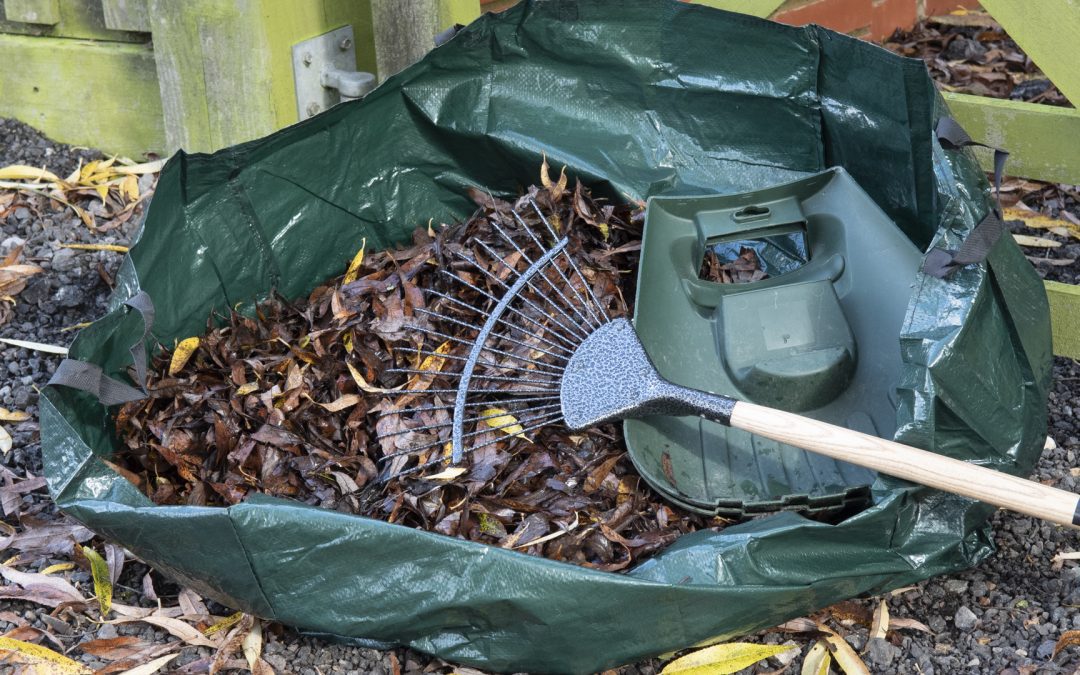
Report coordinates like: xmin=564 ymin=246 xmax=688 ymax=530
xmin=292 ymin=25 xmax=359 ymax=121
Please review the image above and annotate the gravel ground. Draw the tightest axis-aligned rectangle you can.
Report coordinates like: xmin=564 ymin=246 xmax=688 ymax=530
xmin=3 ymin=115 xmax=1080 ymax=674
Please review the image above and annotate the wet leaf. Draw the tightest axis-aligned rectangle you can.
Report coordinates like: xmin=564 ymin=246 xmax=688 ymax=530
xmin=82 ymin=545 xmax=113 ymax=616
xmin=343 ymin=238 xmax=367 ymax=284
xmin=0 ymin=635 xmax=92 ymax=673
xmin=168 ymin=337 xmax=200 ymax=375
xmin=39 ymin=563 xmax=75 ymax=576
xmin=317 ymin=394 xmax=362 ymax=412
xmin=661 ymin=642 xmax=798 ymax=674
xmin=348 ymin=361 xmax=404 ymax=394
xmin=0 ymin=426 xmax=10 ymax=456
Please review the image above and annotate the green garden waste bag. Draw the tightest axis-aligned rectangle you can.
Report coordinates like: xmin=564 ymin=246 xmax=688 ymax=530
xmin=40 ymin=1 xmax=1052 ymax=672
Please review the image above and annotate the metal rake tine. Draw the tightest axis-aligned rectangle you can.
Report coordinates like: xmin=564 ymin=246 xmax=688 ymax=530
xmin=414 ymin=307 xmax=573 ymax=359
xmin=375 ymin=394 xmax=561 ymax=419
xmin=482 ymin=225 xmax=599 ymax=332
xmin=404 ymin=323 xmax=570 ymax=371
xmin=378 ymin=415 xmax=565 ymax=482
xmin=397 ymin=346 xmax=566 ymax=376
xmin=386 ymin=368 xmax=562 ymax=386
xmin=439 ymin=266 xmax=587 ymax=346
xmin=528 ymin=198 xmax=613 ymax=323
xmin=389 ymin=386 xmax=560 ymax=395
xmin=377 ymin=409 xmax=565 ymax=462
xmin=419 ymin=290 xmax=575 ymax=353
xmin=376 ymin=403 xmax=563 ymax=440
xmin=450 ymin=250 xmax=590 ymax=342
xmin=512 ymin=207 xmax=606 ymax=329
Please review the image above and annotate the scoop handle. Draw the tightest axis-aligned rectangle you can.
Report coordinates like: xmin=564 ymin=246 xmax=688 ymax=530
xmin=662 ymin=384 xmax=1077 ymax=527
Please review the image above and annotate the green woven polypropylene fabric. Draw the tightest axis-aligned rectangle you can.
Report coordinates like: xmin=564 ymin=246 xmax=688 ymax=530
xmin=40 ymin=1 xmax=1052 ymax=672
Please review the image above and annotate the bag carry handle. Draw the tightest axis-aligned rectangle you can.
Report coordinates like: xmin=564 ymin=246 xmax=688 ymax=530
xmin=922 ymin=117 xmax=1010 ymax=278
xmin=47 ymin=292 xmax=154 ymax=406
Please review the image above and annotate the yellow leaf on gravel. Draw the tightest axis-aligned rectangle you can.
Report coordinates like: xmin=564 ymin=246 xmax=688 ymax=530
xmin=60 ymin=243 xmax=130 ymax=253
xmin=40 ymin=562 xmax=75 ymax=575
xmin=204 ymin=611 xmax=244 ymax=636
xmin=0 ymin=635 xmax=92 ymax=673
xmin=0 ymin=407 xmax=29 ymax=422
xmin=801 ymin=640 xmax=831 ymax=675
xmin=818 ymin=624 xmax=870 ymax=675
xmin=0 ymin=165 xmax=61 ymax=183
xmin=1012 ymin=234 xmax=1061 ymax=248
xmin=343 ymin=238 xmax=367 ymax=284
xmin=0 ymin=426 xmax=11 ymax=456
xmin=480 ymin=408 xmax=527 ymax=440
xmin=660 ymin=642 xmax=798 ymax=674
xmin=242 ymin=619 xmax=263 ymax=671
xmin=168 ymin=337 xmax=200 ymax=375
xmin=83 ymin=546 xmax=112 ymax=616
xmin=348 ymin=361 xmax=405 ymax=394
xmin=120 ymin=174 xmax=139 ymax=202
xmin=1004 ymin=207 xmax=1080 ymax=240
xmin=870 ymin=599 xmax=889 ymax=639
xmin=114 ymin=159 xmax=166 ymax=175
xmin=115 ymin=653 xmax=178 ymax=675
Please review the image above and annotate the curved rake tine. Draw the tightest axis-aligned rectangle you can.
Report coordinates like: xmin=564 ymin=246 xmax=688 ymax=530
xmin=424 ymin=288 xmax=580 ymax=352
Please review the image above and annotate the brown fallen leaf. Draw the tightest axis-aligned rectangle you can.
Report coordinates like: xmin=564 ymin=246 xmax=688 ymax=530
xmin=1053 ymin=630 xmax=1080 ymax=658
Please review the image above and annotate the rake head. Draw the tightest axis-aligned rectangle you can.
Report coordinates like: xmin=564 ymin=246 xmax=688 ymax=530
xmin=374 ymin=198 xmax=616 ymax=482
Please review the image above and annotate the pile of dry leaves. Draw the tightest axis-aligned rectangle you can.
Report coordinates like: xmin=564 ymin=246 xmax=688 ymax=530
xmin=883 ymin=12 xmax=1069 ymax=106
xmin=114 ymin=168 xmax=732 ymax=572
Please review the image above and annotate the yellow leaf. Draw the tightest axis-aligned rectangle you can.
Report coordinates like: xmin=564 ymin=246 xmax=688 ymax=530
xmin=426 ymin=466 xmax=467 ymax=481
xmin=0 ymin=635 xmax=92 ymax=673
xmin=168 ymin=337 xmax=200 ymax=375
xmin=82 ymin=545 xmax=112 ymax=616
xmin=317 ymin=394 xmax=362 ymax=412
xmin=113 ymin=159 xmax=166 ymax=175
xmin=236 ymin=382 xmax=259 ymax=396
xmin=540 ymin=152 xmax=553 ymax=189
xmin=0 ymin=337 xmax=68 ymax=355
xmin=817 ymin=624 xmax=870 ymax=675
xmin=1012 ymin=233 xmax=1061 ymax=248
xmin=347 ymin=361 xmax=404 ymax=394
xmin=418 ymin=340 xmax=452 ymax=374
xmin=661 ymin=642 xmax=798 ymax=675
xmin=0 ymin=164 xmax=61 ymax=183
xmin=94 ymin=184 xmax=110 ymax=202
xmin=60 ymin=243 xmax=130 ymax=253
xmin=0 ymin=426 xmax=10 ymax=456
xmin=480 ymin=408 xmax=528 ymax=440
xmin=40 ymin=562 xmax=75 ymax=575
xmin=1004 ymin=207 xmax=1080 ymax=240
xmin=596 ymin=222 xmax=610 ymax=240
xmin=343 ymin=238 xmax=367 ymax=284
xmin=801 ymin=640 xmax=831 ymax=675
xmin=343 ymin=331 xmax=354 ymax=354
xmin=60 ymin=322 xmax=93 ymax=333
xmin=121 ymin=174 xmax=140 ymax=202
xmin=0 ymin=407 xmax=29 ymax=422
xmin=204 ymin=611 xmax=244 ymax=636
xmin=870 ymin=599 xmax=889 ymax=640
xmin=115 ymin=653 xmax=178 ymax=675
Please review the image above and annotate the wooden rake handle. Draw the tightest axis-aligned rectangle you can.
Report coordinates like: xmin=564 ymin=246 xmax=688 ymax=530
xmin=729 ymin=401 xmax=1077 ymax=528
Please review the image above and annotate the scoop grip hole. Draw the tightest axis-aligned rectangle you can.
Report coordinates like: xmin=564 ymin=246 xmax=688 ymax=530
xmin=732 ymin=205 xmax=771 ymax=222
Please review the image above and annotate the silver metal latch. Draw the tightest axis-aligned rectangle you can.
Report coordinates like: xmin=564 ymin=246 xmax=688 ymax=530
xmin=292 ymin=25 xmax=376 ymax=121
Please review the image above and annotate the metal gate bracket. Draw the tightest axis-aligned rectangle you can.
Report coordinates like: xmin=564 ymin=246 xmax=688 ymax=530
xmin=292 ymin=25 xmax=376 ymax=121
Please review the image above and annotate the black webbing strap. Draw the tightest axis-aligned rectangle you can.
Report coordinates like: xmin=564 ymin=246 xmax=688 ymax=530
xmin=921 ymin=117 xmax=1010 ymax=278
xmin=47 ymin=292 xmax=154 ymax=405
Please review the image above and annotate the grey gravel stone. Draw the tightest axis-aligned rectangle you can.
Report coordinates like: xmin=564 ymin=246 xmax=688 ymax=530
xmin=954 ymin=606 xmax=978 ymax=630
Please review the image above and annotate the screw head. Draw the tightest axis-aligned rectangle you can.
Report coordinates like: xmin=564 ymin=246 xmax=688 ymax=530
xmin=302 ymin=51 xmax=313 ymax=66
xmin=339 ymin=37 xmax=352 ymax=51
xmin=306 ymin=102 xmax=321 ymax=117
